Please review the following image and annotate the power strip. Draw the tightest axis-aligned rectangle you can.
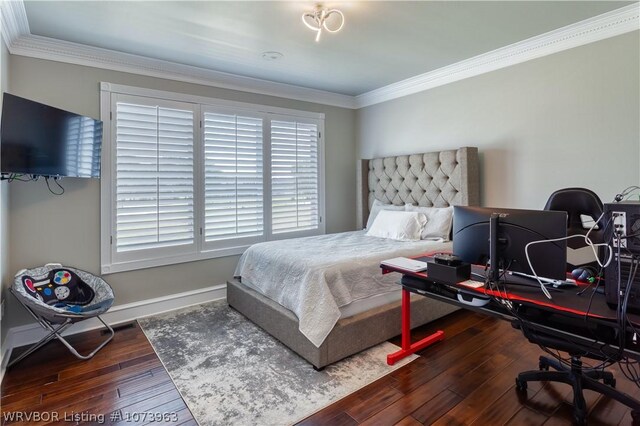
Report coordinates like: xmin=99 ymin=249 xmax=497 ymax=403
xmin=613 ymin=211 xmax=628 ymax=248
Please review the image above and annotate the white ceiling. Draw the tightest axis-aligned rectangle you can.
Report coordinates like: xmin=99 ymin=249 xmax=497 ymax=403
xmin=22 ymin=1 xmax=633 ymax=96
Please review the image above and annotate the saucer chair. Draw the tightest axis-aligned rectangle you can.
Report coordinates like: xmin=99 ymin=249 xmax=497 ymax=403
xmin=9 ymin=263 xmax=115 ymax=367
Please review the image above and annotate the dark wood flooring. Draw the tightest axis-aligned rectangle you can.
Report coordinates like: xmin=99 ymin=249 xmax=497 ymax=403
xmin=0 ymin=322 xmax=195 ymax=425
xmin=302 ymin=311 xmax=639 ymax=426
xmin=1 ymin=310 xmax=638 ymax=425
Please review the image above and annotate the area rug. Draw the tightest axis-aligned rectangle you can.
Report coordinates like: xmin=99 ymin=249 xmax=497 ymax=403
xmin=138 ymin=299 xmax=416 ymax=426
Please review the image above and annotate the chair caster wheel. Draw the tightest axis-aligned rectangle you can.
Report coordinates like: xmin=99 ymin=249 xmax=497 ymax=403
xmin=539 ymin=361 xmax=549 ymax=371
xmin=515 ymin=378 xmax=527 ymax=391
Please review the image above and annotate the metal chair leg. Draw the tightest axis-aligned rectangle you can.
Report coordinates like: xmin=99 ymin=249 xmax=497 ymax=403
xmin=7 ymin=316 xmax=115 ymax=367
xmin=7 ymin=319 xmax=73 ymax=367
xmin=55 ymin=316 xmax=115 ymax=360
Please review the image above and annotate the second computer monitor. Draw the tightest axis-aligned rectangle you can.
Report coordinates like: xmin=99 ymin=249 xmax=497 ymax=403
xmin=453 ymin=206 xmax=568 ymax=280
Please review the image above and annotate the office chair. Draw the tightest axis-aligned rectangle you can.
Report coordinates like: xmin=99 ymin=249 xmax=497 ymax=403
xmin=514 ymin=323 xmax=640 ymax=425
xmin=544 ymin=187 xmax=605 ymax=269
xmin=515 ymin=189 xmax=640 ymax=424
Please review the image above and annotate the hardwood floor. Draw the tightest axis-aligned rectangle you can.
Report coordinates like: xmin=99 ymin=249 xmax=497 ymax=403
xmin=1 ymin=310 xmax=637 ymax=425
xmin=0 ymin=322 xmax=195 ymax=425
xmin=301 ymin=310 xmax=639 ymax=426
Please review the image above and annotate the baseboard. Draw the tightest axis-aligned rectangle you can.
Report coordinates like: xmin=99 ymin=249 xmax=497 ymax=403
xmin=0 ymin=283 xmax=226 ymax=383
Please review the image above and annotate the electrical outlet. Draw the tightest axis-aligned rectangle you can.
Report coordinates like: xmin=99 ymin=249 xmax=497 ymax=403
xmin=613 ymin=211 xmax=627 ymax=248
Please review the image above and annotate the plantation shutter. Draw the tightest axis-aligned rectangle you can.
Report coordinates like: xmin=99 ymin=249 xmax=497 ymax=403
xmin=65 ymin=116 xmax=102 ymax=177
xmin=271 ymin=120 xmax=320 ymax=234
xmin=203 ymin=111 xmax=264 ymax=245
xmin=114 ymin=98 xmax=195 ymax=254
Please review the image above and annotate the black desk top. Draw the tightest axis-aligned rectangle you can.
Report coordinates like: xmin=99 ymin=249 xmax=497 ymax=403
xmin=398 ymin=255 xmax=640 ymax=324
xmin=382 ymin=254 xmax=640 ymax=359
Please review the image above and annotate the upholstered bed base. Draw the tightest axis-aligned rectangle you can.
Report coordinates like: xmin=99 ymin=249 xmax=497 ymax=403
xmin=228 ymin=147 xmax=479 ymax=368
xmin=227 ymin=279 xmax=458 ymax=369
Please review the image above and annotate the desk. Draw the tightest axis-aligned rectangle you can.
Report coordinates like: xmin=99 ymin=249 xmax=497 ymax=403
xmin=382 ymin=255 xmax=640 ymax=424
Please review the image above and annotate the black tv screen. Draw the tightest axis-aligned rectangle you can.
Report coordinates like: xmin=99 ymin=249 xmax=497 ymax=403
xmin=1 ymin=93 xmax=102 ymax=178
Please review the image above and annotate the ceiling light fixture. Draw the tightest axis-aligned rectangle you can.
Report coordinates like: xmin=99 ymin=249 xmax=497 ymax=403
xmin=302 ymin=5 xmax=345 ymax=42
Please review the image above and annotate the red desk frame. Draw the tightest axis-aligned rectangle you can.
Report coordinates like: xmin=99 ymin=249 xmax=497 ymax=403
xmin=386 ymin=287 xmax=445 ymax=365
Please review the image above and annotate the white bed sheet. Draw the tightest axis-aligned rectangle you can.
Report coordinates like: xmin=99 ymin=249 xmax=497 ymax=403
xmin=234 ymin=230 xmax=451 ymax=347
xmin=338 ymin=290 xmax=401 ymax=318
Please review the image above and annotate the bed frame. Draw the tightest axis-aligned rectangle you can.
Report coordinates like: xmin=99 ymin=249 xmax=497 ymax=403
xmin=227 ymin=147 xmax=480 ymax=368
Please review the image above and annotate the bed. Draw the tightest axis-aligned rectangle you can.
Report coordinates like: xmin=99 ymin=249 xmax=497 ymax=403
xmin=228 ymin=147 xmax=480 ymax=368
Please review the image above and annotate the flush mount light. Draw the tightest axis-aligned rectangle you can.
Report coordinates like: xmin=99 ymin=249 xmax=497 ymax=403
xmin=302 ymin=5 xmax=345 ymax=42
xmin=262 ymin=51 xmax=284 ymax=61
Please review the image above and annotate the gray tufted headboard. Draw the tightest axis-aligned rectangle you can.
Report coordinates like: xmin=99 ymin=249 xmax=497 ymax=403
xmin=357 ymin=147 xmax=480 ymax=228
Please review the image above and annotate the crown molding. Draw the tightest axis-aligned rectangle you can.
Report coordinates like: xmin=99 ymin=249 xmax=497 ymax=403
xmin=0 ymin=0 xmax=29 ymax=47
xmin=355 ymin=3 xmax=640 ymax=108
xmin=1 ymin=0 xmax=638 ymax=110
xmin=7 ymin=34 xmax=358 ymax=109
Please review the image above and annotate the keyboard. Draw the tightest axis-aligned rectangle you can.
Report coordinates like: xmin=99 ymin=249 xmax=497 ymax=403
xmin=381 ymin=257 xmax=429 ymax=272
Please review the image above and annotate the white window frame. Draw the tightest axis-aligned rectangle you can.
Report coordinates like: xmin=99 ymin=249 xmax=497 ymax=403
xmin=268 ymin=113 xmax=325 ymax=242
xmin=100 ymin=83 xmax=325 ymax=274
xmin=108 ymin=94 xmax=199 ymax=266
xmin=200 ymin=104 xmax=268 ymax=253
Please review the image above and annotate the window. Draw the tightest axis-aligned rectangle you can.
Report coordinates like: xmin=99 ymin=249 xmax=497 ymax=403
xmin=100 ymin=84 xmax=325 ymax=273
xmin=202 ymin=110 xmax=264 ymax=248
xmin=65 ymin=116 xmax=102 ymax=177
xmin=271 ymin=119 xmax=320 ymax=234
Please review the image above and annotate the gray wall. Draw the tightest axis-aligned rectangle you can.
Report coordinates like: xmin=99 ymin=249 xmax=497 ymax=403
xmin=0 ymin=38 xmax=10 ymax=345
xmin=4 ymin=55 xmax=356 ymax=329
xmin=3 ymin=31 xmax=638 ymax=332
xmin=357 ymin=32 xmax=640 ymax=209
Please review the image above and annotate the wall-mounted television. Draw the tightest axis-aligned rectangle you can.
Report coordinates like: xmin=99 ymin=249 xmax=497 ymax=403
xmin=1 ymin=93 xmax=103 ymax=178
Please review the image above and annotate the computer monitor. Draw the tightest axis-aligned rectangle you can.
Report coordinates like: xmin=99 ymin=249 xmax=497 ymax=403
xmin=453 ymin=206 xmax=568 ymax=280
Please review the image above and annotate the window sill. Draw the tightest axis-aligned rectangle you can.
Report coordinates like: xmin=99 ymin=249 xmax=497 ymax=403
xmin=102 ymin=245 xmax=250 ymax=275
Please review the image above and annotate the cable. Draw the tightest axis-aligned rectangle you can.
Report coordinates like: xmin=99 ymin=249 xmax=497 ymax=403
xmin=576 ymin=267 xmax=602 ymax=296
xmin=6 ymin=173 xmax=36 ymax=183
xmin=525 ymin=210 xmax=614 ymax=300
xmin=620 ymin=254 xmax=639 ymax=359
xmin=53 ymin=177 xmax=65 ymax=195
xmin=44 ymin=176 xmax=64 ymax=195
xmin=615 ymin=186 xmax=640 ymax=202
xmin=584 ymin=211 xmax=614 ymax=269
xmin=526 ymin=235 xmax=596 ymax=299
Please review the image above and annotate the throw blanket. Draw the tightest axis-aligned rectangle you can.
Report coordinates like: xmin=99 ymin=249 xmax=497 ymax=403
xmin=234 ymin=231 xmax=450 ymax=347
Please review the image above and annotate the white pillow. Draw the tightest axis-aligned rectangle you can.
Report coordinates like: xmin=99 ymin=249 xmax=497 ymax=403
xmin=405 ymin=204 xmax=454 ymax=241
xmin=366 ymin=199 xmax=404 ymax=229
xmin=366 ymin=210 xmax=427 ymax=241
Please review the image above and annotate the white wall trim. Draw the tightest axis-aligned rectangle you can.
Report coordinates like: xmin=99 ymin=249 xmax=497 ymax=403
xmin=102 ymin=82 xmax=326 ymax=120
xmin=3 ymin=30 xmax=356 ymax=109
xmin=355 ymin=3 xmax=640 ymax=108
xmin=0 ymin=0 xmax=29 ymax=47
xmin=1 ymin=283 xmax=226 ymax=383
xmin=2 ymin=1 xmax=638 ymax=109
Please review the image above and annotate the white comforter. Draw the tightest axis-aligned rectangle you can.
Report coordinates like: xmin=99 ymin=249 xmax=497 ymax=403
xmin=234 ymin=231 xmax=451 ymax=347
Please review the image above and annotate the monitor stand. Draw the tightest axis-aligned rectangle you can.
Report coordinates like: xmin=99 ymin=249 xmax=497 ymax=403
xmin=488 ymin=213 xmax=500 ymax=283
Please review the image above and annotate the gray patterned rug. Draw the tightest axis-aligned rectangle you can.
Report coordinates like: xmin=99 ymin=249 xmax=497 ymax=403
xmin=138 ymin=299 xmax=415 ymax=426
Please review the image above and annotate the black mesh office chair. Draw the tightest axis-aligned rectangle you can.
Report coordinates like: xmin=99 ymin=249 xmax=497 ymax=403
xmin=544 ymin=187 xmax=605 ymax=269
xmin=513 ymin=188 xmax=640 ymax=425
